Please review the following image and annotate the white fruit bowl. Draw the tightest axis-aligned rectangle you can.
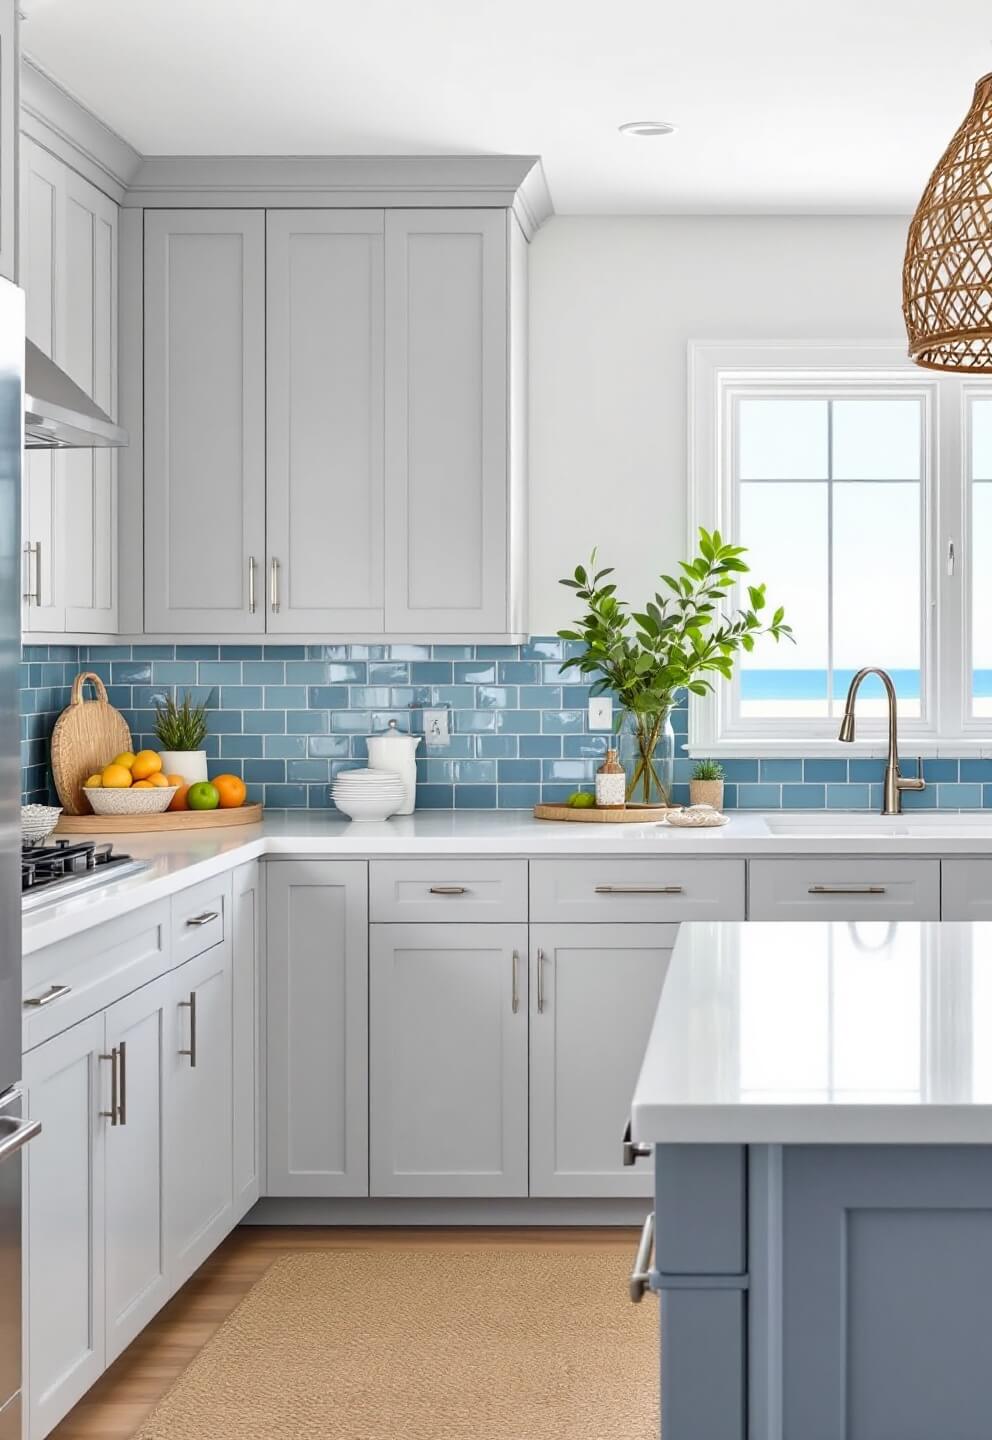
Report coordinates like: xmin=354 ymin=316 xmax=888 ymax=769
xmin=332 ymin=794 xmax=401 ymax=822
xmin=83 ymin=785 xmax=178 ymax=817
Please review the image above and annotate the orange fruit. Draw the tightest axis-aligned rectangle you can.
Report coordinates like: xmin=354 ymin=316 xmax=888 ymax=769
xmin=131 ymin=749 xmax=163 ymax=780
xmin=132 ymin=780 xmax=155 ymax=790
xmin=168 ymin=784 xmax=190 ymax=812
xmin=112 ymin=751 xmax=136 ymax=770
xmin=212 ymin=773 xmax=247 ymax=808
xmin=101 ymin=763 xmax=132 ymax=789
xmin=146 ymin=772 xmax=170 ymax=788
xmin=165 ymin=774 xmax=185 ymax=789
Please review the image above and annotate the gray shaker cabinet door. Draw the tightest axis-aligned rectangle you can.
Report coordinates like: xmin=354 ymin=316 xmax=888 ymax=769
xmin=265 ymin=861 xmax=369 ymax=1197
xmin=369 ymin=922 xmax=528 ymax=1197
xmin=383 ymin=209 xmax=510 ymax=633
xmin=529 ymin=924 xmax=672 ymax=1197
xmin=144 ymin=210 xmax=265 ymax=633
xmin=266 ymin=210 xmax=384 ymax=632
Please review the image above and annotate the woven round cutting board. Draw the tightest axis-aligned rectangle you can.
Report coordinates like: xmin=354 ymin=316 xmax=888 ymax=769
xmin=51 ymin=672 xmax=133 ymax=815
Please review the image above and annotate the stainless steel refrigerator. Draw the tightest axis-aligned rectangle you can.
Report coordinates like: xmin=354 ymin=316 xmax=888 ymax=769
xmin=0 ymin=276 xmax=40 ymax=1440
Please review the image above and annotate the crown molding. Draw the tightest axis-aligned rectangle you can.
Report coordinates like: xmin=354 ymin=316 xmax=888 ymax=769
xmin=19 ymin=55 xmax=142 ymax=201
xmin=124 ymin=153 xmax=554 ymax=238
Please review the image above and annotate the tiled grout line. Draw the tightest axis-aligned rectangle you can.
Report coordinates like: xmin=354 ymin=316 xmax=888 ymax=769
xmin=18 ymin=641 xmax=992 ymax=810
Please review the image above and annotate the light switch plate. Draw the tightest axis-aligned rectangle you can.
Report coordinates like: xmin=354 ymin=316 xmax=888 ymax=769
xmin=588 ymin=697 xmax=613 ymax=731
xmin=423 ymin=708 xmax=450 ymax=748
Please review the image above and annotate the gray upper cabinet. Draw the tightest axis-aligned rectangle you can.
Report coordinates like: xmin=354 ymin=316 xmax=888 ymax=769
xmin=384 ymin=209 xmax=519 ymax=635
xmin=266 ymin=210 xmax=384 ymax=632
xmin=143 ymin=210 xmax=265 ymax=633
xmin=0 ymin=1 xmax=15 ymax=282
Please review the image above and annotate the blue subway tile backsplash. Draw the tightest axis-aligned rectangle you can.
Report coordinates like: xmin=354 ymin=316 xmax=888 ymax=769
xmin=18 ymin=639 xmax=992 ymax=813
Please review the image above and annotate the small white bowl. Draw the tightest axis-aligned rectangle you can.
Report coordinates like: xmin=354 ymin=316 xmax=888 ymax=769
xmin=333 ymin=794 xmax=400 ymax=822
xmin=83 ymin=785 xmax=178 ymax=817
xmin=21 ymin=804 xmax=63 ymax=846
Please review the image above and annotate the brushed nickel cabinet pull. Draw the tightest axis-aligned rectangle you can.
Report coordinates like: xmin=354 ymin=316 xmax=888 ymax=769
xmin=100 ymin=1047 xmax=120 ymax=1125
xmin=23 ymin=983 xmax=72 ymax=1008
xmin=248 ymin=555 xmax=256 ymax=613
xmin=429 ymin=885 xmax=467 ymax=896
xmin=623 ymin=1118 xmax=652 ymax=1167
xmin=595 ymin=884 xmax=684 ymax=895
xmin=629 ymin=1211 xmax=656 ymax=1304
xmin=808 ymin=885 xmax=886 ymax=895
xmin=511 ymin=950 xmax=519 ymax=1014
xmin=0 ymin=1115 xmax=41 ymax=1163
xmin=185 ymin=911 xmax=219 ymax=927
xmin=179 ymin=992 xmax=197 ymax=1067
xmin=270 ymin=557 xmax=280 ymax=613
xmin=22 ymin=541 xmax=40 ymax=605
xmin=118 ymin=1040 xmax=127 ymax=1126
xmin=536 ymin=948 xmax=546 ymax=1013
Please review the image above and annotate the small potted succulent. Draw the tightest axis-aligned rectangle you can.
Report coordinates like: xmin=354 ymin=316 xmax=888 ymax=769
xmin=689 ymin=759 xmax=725 ymax=810
xmin=154 ymin=692 xmax=209 ymax=785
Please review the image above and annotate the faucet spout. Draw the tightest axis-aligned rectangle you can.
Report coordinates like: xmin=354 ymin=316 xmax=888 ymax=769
xmin=837 ymin=667 xmax=925 ymax=815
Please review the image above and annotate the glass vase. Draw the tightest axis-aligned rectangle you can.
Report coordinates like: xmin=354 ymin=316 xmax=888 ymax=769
xmin=619 ymin=707 xmax=676 ymax=808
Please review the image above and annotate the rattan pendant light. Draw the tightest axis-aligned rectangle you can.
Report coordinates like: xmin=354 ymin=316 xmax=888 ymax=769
xmin=904 ymin=72 xmax=992 ymax=371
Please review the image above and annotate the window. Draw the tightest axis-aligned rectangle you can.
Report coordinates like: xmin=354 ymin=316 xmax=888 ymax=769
xmin=689 ymin=342 xmax=992 ymax=755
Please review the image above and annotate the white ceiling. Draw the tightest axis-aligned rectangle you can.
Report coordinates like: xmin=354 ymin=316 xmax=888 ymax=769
xmin=19 ymin=0 xmax=992 ymax=213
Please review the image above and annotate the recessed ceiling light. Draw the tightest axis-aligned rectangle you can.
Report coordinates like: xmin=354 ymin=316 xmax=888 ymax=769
xmin=619 ymin=120 xmax=677 ymax=138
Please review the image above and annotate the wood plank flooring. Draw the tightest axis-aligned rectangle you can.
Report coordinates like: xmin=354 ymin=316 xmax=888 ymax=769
xmin=50 ymin=1225 xmax=638 ymax=1439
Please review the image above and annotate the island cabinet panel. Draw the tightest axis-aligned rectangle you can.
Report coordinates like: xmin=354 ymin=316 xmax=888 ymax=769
xmin=529 ymin=924 xmax=674 ymax=1198
xmin=369 ymin=922 xmax=528 ymax=1197
xmin=265 ymin=861 xmax=368 ymax=1197
xmin=748 ymin=858 xmax=940 ymax=920
xmin=530 ymin=858 xmax=746 ymax=924
xmin=22 ymin=1015 xmax=106 ymax=1440
xmin=165 ymin=943 xmax=233 ymax=1292
xmin=774 ymin=1145 xmax=992 ymax=1440
xmin=941 ymin=860 xmax=992 ymax=919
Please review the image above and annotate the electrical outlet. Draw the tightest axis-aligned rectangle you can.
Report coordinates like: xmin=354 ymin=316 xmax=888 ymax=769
xmin=423 ymin=708 xmax=450 ymax=748
xmin=588 ymin=697 xmax=613 ymax=731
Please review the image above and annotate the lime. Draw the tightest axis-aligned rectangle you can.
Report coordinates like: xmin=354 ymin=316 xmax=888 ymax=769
xmin=567 ymin=791 xmax=596 ymax=808
xmin=187 ymin=781 xmax=220 ymax=811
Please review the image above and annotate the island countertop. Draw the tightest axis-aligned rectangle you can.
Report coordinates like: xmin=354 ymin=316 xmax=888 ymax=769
xmin=631 ymin=919 xmax=992 ymax=1145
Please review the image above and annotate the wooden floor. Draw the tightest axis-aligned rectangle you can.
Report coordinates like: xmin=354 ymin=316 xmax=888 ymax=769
xmin=50 ymin=1225 xmax=638 ymax=1439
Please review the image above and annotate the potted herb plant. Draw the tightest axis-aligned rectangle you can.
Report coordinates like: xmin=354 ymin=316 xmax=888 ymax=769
xmin=558 ymin=528 xmax=791 ymax=807
xmin=689 ymin=760 xmax=725 ymax=810
xmin=154 ymin=691 xmax=209 ymax=785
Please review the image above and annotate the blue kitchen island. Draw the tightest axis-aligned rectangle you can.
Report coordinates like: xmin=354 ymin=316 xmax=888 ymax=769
xmin=630 ymin=920 xmax=992 ymax=1440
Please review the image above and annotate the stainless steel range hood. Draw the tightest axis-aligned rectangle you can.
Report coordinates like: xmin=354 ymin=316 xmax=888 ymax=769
xmin=24 ymin=340 xmax=128 ymax=449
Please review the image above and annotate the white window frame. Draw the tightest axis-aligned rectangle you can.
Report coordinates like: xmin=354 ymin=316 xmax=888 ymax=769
xmin=687 ymin=340 xmax=992 ymax=758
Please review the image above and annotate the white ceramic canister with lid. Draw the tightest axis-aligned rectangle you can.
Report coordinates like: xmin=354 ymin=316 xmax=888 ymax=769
xmin=366 ymin=720 xmax=422 ymax=814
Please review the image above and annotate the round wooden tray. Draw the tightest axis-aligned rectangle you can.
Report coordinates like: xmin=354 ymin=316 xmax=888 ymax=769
xmin=55 ymin=803 xmax=264 ymax=835
xmin=533 ymin=803 xmax=679 ymax=824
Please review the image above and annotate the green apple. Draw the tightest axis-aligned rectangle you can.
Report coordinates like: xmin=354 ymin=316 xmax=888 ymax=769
xmin=187 ymin=781 xmax=220 ymax=811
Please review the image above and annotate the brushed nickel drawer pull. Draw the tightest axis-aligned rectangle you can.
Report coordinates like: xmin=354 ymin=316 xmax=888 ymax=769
xmin=179 ymin=992 xmax=197 ymax=1067
xmin=595 ymin=884 xmax=684 ymax=895
xmin=511 ymin=949 xmax=519 ymax=1014
xmin=23 ymin=983 xmax=72 ymax=1008
xmin=536 ymin=947 xmax=546 ymax=1013
xmin=248 ymin=555 xmax=256 ymax=613
xmin=100 ymin=1047 xmax=120 ymax=1126
xmin=629 ymin=1211 xmax=656 ymax=1304
xmin=118 ymin=1040 xmax=127 ymax=1126
xmin=429 ymin=885 xmax=467 ymax=895
xmin=185 ymin=911 xmax=219 ymax=927
xmin=808 ymin=885 xmax=886 ymax=895
xmin=622 ymin=1118 xmax=652 ymax=1167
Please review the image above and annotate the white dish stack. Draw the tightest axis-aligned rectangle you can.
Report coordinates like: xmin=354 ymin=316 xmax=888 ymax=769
xmin=331 ymin=768 xmax=406 ymax=821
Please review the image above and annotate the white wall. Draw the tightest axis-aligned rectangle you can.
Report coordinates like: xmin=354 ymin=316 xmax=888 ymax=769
xmin=527 ymin=215 xmax=909 ymax=633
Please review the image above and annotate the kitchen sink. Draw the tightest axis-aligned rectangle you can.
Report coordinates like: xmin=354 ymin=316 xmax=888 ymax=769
xmin=762 ymin=812 xmax=992 ymax=839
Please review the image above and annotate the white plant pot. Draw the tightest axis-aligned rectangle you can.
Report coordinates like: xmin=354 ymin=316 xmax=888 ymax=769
xmin=159 ymin=750 xmax=208 ymax=785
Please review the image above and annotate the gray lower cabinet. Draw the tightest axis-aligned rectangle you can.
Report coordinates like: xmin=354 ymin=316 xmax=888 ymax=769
xmin=265 ymin=860 xmax=368 ymax=1197
xmin=748 ymin=858 xmax=941 ymax=920
xmin=941 ymin=859 xmax=992 ymax=918
xmin=232 ymin=860 xmax=262 ymax=1217
xmin=369 ymin=922 xmax=528 ymax=1197
xmin=529 ymin=924 xmax=674 ymax=1198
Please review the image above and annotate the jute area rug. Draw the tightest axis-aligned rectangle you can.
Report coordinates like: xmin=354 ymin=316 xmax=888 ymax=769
xmin=133 ymin=1246 xmax=659 ymax=1439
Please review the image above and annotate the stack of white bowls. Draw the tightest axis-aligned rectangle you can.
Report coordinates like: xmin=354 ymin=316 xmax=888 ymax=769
xmin=332 ymin=768 xmax=405 ymax=822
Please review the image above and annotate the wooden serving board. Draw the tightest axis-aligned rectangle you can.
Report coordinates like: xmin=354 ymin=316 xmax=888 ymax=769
xmin=55 ymin=803 xmax=264 ymax=835
xmin=533 ymin=803 xmax=680 ymax=824
xmin=51 ymin=672 xmax=133 ymax=815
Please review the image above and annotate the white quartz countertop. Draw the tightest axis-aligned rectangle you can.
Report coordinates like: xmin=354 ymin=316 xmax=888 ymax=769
xmin=22 ymin=807 xmax=992 ymax=955
xmin=631 ymin=920 xmax=992 ymax=1145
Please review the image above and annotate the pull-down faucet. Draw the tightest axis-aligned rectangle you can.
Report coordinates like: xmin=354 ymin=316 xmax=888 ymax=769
xmin=837 ymin=667 xmax=926 ymax=816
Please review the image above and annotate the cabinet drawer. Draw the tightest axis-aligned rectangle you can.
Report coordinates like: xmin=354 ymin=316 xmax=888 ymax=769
xmin=530 ymin=859 xmax=746 ymax=923
xmin=171 ymin=873 xmax=231 ymax=963
xmin=369 ymin=860 xmax=527 ymax=922
xmin=748 ymin=859 xmax=940 ymax=920
xmin=940 ymin=860 xmax=992 ymax=919
xmin=23 ymin=902 xmax=170 ymax=1049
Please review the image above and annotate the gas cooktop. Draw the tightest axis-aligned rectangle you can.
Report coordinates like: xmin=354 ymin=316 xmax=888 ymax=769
xmin=21 ymin=838 xmax=150 ymax=912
